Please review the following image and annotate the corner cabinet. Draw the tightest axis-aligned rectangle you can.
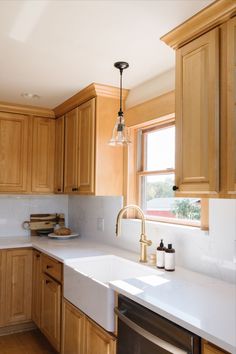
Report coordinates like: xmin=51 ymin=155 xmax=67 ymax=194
xmin=31 ymin=117 xmax=55 ymax=193
xmin=161 ymin=2 xmax=236 ymax=198
xmin=55 ymin=84 xmax=127 ymax=196
xmin=64 ymin=99 xmax=95 ymax=194
xmin=175 ymin=28 xmax=219 ymax=195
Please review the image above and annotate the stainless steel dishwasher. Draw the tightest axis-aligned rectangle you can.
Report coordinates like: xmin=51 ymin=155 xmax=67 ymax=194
xmin=115 ymin=295 xmax=200 ymax=354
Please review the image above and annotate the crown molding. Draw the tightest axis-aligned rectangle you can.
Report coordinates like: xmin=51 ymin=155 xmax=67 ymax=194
xmin=53 ymin=83 xmax=129 ymax=117
xmin=161 ymin=0 xmax=236 ymax=49
xmin=0 ymin=101 xmax=55 ymax=118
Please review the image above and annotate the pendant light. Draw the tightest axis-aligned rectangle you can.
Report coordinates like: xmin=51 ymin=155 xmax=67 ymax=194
xmin=109 ymin=61 xmax=131 ymax=146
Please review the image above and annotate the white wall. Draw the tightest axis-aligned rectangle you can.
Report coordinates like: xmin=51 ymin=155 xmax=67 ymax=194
xmin=69 ymin=196 xmax=236 ymax=284
xmin=126 ymin=68 xmax=175 ymax=109
xmin=0 ymin=195 xmax=68 ymax=237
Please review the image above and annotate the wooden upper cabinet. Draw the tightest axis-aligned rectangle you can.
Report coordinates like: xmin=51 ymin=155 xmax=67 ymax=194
xmin=77 ymin=98 xmax=95 ymax=194
xmin=54 ymin=116 xmax=65 ymax=194
xmin=31 ymin=117 xmax=55 ymax=193
xmin=175 ymin=28 xmax=219 ymax=195
xmin=5 ymin=249 xmax=32 ymax=325
xmin=0 ymin=112 xmax=31 ymax=193
xmin=227 ymin=16 xmax=236 ymax=195
xmin=64 ymin=108 xmax=79 ymax=193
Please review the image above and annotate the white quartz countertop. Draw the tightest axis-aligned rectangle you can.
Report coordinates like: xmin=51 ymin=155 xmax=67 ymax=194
xmin=0 ymin=236 xmax=235 ymax=353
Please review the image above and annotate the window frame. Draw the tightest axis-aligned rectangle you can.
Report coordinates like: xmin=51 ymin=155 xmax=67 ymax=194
xmin=125 ymin=115 xmax=208 ymax=229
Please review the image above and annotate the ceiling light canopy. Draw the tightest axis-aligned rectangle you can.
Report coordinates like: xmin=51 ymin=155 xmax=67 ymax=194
xmin=109 ymin=61 xmax=131 ymax=146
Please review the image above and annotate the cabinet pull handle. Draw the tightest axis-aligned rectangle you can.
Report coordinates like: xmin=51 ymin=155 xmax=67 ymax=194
xmin=72 ymin=187 xmax=78 ymax=191
xmin=172 ymin=185 xmax=179 ymax=191
xmin=45 ymin=279 xmax=52 ymax=284
xmin=46 ymin=265 xmax=53 ymax=269
xmin=57 ymin=188 xmax=61 ymax=192
xmin=36 ymin=254 xmax=40 ymax=258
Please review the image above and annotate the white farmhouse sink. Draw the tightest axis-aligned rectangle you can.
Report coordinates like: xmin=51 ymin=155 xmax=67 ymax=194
xmin=64 ymin=255 xmax=157 ymax=331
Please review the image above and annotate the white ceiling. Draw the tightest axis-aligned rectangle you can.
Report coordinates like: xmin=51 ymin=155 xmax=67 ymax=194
xmin=0 ymin=0 xmax=213 ymax=108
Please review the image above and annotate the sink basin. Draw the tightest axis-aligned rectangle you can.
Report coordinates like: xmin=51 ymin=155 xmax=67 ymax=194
xmin=64 ymin=255 xmax=157 ymax=331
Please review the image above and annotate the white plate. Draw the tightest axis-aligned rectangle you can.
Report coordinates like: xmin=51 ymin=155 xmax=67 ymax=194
xmin=48 ymin=233 xmax=79 ymax=240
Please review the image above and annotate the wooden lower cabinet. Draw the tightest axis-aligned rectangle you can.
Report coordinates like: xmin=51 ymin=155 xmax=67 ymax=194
xmin=85 ymin=317 xmax=116 ymax=354
xmin=62 ymin=299 xmax=116 ymax=354
xmin=5 ymin=249 xmax=32 ymax=325
xmin=62 ymin=300 xmax=85 ymax=354
xmin=32 ymin=250 xmax=42 ymax=328
xmin=41 ymin=273 xmax=61 ymax=352
xmin=202 ymin=340 xmax=230 ymax=354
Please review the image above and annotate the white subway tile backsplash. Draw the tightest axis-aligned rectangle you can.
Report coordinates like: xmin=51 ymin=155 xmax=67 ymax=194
xmin=0 ymin=195 xmax=68 ymax=237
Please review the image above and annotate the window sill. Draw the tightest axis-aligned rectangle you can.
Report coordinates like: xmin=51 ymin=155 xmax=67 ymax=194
xmin=144 ymin=215 xmax=202 ymax=229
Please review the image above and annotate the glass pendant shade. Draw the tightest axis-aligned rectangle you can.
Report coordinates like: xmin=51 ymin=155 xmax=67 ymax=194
xmin=109 ymin=61 xmax=130 ymax=146
xmin=109 ymin=113 xmax=131 ymax=146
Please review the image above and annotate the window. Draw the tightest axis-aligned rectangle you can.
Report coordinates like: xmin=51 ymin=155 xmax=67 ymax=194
xmin=136 ymin=119 xmax=201 ymax=227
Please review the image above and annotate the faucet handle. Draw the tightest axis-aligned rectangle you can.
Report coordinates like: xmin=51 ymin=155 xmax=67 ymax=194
xmin=140 ymin=237 xmax=152 ymax=246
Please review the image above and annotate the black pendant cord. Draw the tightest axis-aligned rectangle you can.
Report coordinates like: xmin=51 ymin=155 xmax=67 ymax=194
xmin=119 ymin=68 xmax=123 ymax=117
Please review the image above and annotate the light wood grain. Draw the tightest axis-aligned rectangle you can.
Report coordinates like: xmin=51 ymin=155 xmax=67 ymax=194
xmin=77 ymin=98 xmax=95 ymax=194
xmin=5 ymin=249 xmax=32 ymax=325
xmin=175 ymin=28 xmax=219 ymax=196
xmin=95 ymin=96 xmax=124 ymax=196
xmin=161 ymin=0 xmax=236 ymax=49
xmin=53 ymin=83 xmax=129 ymax=118
xmin=125 ymin=91 xmax=175 ymax=127
xmin=62 ymin=299 xmax=85 ymax=354
xmin=64 ymin=107 xmax=79 ymax=193
xmin=32 ymin=250 xmax=42 ymax=328
xmin=0 ymin=329 xmax=57 ymax=354
xmin=227 ymin=16 xmax=236 ymax=194
xmin=41 ymin=274 xmax=61 ymax=352
xmin=0 ymin=112 xmax=31 ymax=193
xmin=42 ymin=254 xmax=62 ymax=283
xmin=84 ymin=317 xmax=116 ymax=354
xmin=54 ymin=116 xmax=65 ymax=194
xmin=202 ymin=340 xmax=230 ymax=354
xmin=31 ymin=117 xmax=55 ymax=193
xmin=0 ymin=101 xmax=55 ymax=118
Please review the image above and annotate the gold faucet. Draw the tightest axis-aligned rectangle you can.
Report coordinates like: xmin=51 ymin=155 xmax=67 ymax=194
xmin=115 ymin=205 xmax=152 ymax=263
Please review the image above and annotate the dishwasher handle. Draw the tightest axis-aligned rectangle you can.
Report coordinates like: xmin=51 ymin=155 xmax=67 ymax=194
xmin=115 ymin=307 xmax=189 ymax=354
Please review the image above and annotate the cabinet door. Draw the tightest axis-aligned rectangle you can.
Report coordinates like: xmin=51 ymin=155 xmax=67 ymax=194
xmin=32 ymin=250 xmax=42 ymax=328
xmin=41 ymin=273 xmax=61 ymax=352
xmin=227 ymin=17 xmax=236 ymax=194
xmin=78 ymin=98 xmax=95 ymax=194
xmin=32 ymin=117 xmax=55 ymax=193
xmin=175 ymin=28 xmax=219 ymax=195
xmin=0 ymin=112 xmax=31 ymax=193
xmin=84 ymin=317 xmax=116 ymax=354
xmin=62 ymin=300 xmax=85 ymax=354
xmin=64 ymin=108 xmax=79 ymax=193
xmin=0 ymin=251 xmax=5 ymax=327
xmin=202 ymin=340 xmax=229 ymax=354
xmin=54 ymin=116 xmax=65 ymax=194
xmin=5 ymin=249 xmax=32 ymax=325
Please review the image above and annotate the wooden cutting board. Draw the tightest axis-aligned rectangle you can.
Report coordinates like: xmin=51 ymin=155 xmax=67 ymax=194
xmin=23 ymin=213 xmax=65 ymax=236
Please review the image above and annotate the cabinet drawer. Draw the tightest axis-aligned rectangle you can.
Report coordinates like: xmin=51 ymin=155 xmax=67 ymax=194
xmin=42 ymin=254 xmax=62 ymax=283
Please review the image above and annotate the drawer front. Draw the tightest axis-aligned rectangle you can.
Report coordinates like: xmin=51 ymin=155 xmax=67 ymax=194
xmin=42 ymin=254 xmax=62 ymax=283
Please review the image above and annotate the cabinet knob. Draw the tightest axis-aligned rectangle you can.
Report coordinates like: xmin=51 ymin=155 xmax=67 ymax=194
xmin=46 ymin=265 xmax=53 ymax=269
xmin=45 ymin=279 xmax=52 ymax=284
xmin=36 ymin=254 xmax=40 ymax=259
xmin=172 ymin=185 xmax=179 ymax=191
xmin=57 ymin=188 xmax=61 ymax=192
xmin=72 ymin=187 xmax=78 ymax=192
